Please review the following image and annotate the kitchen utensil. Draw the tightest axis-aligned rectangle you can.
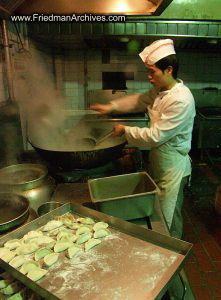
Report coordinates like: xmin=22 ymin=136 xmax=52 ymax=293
xmin=37 ymin=202 xmax=63 ymax=217
xmin=0 ymin=164 xmax=55 ymax=212
xmin=95 ymin=130 xmax=114 ymax=145
xmin=0 ymin=192 xmax=29 ymax=232
xmin=78 ymin=130 xmax=114 ymax=147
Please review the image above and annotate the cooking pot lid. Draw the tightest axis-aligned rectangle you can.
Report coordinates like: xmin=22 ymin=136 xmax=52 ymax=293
xmin=0 ymin=163 xmax=48 ymax=185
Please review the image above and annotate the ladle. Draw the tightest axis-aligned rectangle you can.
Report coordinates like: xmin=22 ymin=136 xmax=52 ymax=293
xmin=79 ymin=130 xmax=114 ymax=147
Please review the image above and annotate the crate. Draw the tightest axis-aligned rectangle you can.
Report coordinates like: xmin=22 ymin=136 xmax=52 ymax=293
xmin=88 ymin=171 xmax=159 ymax=220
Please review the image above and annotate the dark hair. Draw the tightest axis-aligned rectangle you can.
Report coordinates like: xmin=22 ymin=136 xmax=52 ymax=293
xmin=155 ymin=54 xmax=179 ymax=79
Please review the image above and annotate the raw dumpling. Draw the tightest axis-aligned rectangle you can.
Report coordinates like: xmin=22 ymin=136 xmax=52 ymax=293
xmin=23 ymin=231 xmax=43 ymax=243
xmin=43 ymin=220 xmax=63 ymax=232
xmin=94 ymin=229 xmax=110 ymax=239
xmin=0 ymin=273 xmax=14 ymax=288
xmin=66 ymin=222 xmax=80 ymax=230
xmin=4 ymin=239 xmax=21 ymax=250
xmin=9 ymin=255 xmax=26 ymax=269
xmin=20 ymin=261 xmax=39 ymax=275
xmin=1 ymin=249 xmax=16 ymax=262
xmin=16 ymin=243 xmax=38 ymax=255
xmin=77 ymin=217 xmax=95 ymax=225
xmin=85 ymin=238 xmax=101 ymax=251
xmin=0 ymin=247 xmax=10 ymax=258
xmin=59 ymin=213 xmax=76 ymax=223
xmin=48 ymin=226 xmax=66 ymax=236
xmin=54 ymin=241 xmax=73 ymax=253
xmin=93 ymin=222 xmax=109 ymax=231
xmin=27 ymin=236 xmax=55 ymax=249
xmin=7 ymin=287 xmax=26 ymax=300
xmin=43 ymin=253 xmax=59 ymax=267
xmin=1 ymin=281 xmax=22 ymax=295
xmin=76 ymin=233 xmax=92 ymax=245
xmin=34 ymin=248 xmax=52 ymax=262
xmin=27 ymin=268 xmax=48 ymax=282
xmin=66 ymin=245 xmax=81 ymax=259
xmin=76 ymin=226 xmax=91 ymax=236
xmin=62 ymin=218 xmax=72 ymax=227
xmin=56 ymin=231 xmax=76 ymax=242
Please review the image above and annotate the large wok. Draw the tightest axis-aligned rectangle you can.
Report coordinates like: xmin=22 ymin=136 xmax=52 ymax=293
xmin=28 ymin=110 xmax=127 ymax=171
xmin=30 ymin=141 xmax=127 ymax=171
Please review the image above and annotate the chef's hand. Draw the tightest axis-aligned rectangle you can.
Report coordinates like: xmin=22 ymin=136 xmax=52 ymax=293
xmin=112 ymin=124 xmax=125 ymax=137
xmin=89 ymin=103 xmax=113 ymax=114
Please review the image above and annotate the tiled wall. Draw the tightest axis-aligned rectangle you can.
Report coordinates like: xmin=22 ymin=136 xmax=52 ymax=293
xmin=62 ymin=50 xmax=85 ymax=110
xmin=3 ymin=38 xmax=220 ymax=109
xmin=50 ymin=47 xmax=221 ymax=109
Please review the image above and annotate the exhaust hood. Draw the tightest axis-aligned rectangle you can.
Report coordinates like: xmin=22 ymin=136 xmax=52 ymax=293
xmin=2 ymin=0 xmax=173 ymax=16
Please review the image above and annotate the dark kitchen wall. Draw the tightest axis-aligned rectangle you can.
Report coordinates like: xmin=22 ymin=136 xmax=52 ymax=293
xmin=0 ymin=46 xmax=5 ymax=103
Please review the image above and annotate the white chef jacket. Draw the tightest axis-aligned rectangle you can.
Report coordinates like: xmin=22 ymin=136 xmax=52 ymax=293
xmin=111 ymin=80 xmax=196 ymax=154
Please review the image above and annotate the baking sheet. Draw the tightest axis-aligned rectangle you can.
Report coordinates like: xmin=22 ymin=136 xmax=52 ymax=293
xmin=0 ymin=203 xmax=193 ymax=300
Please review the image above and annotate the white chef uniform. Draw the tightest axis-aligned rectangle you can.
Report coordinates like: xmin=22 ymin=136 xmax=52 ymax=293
xmin=111 ymin=39 xmax=196 ymax=238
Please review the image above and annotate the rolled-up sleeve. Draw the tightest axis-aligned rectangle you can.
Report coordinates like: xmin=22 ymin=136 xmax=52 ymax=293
xmin=111 ymin=90 xmax=155 ymax=113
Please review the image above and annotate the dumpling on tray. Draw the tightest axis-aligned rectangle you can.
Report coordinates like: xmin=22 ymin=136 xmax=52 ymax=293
xmin=93 ymin=222 xmax=109 ymax=231
xmin=27 ymin=268 xmax=48 ymax=282
xmin=54 ymin=241 xmax=73 ymax=253
xmin=43 ymin=220 xmax=63 ymax=232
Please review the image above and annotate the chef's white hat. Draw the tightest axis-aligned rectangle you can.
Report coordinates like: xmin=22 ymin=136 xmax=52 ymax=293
xmin=139 ymin=39 xmax=176 ymax=65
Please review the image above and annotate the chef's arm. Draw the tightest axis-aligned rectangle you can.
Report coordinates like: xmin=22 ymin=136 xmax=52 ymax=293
xmin=124 ymin=100 xmax=195 ymax=147
xmin=90 ymin=91 xmax=154 ymax=114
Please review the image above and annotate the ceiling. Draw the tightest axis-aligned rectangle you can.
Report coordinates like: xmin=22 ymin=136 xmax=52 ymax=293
xmin=0 ymin=0 xmax=173 ymax=16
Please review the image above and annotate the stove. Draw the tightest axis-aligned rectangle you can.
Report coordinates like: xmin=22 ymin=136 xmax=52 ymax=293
xmin=49 ymin=147 xmax=144 ymax=184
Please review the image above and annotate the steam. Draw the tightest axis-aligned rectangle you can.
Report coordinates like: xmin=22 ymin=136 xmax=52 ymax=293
xmin=14 ymin=43 xmax=92 ymax=151
xmin=14 ymin=43 xmax=125 ymax=152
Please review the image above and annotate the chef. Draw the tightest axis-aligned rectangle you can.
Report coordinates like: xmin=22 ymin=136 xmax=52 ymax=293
xmin=90 ymin=39 xmax=196 ymax=239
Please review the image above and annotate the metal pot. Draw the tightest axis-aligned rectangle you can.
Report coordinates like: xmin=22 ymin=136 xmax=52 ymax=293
xmin=0 ymin=163 xmax=56 ymax=212
xmin=0 ymin=192 xmax=29 ymax=233
xmin=37 ymin=201 xmax=63 ymax=217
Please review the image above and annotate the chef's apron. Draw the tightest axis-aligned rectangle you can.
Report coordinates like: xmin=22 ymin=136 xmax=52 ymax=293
xmin=148 ymin=107 xmax=191 ymax=238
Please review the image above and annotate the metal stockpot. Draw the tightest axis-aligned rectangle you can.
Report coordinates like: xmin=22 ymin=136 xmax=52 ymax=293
xmin=0 ymin=163 xmax=56 ymax=212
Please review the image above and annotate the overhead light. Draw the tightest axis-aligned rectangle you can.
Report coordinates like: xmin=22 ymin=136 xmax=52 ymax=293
xmin=115 ymin=0 xmax=130 ymax=13
xmin=12 ymin=0 xmax=174 ymax=16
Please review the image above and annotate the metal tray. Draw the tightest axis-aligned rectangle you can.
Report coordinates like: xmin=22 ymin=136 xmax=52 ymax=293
xmin=0 ymin=203 xmax=193 ymax=300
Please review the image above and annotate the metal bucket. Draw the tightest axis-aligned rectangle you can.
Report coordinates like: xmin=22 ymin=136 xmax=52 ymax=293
xmin=0 ymin=163 xmax=55 ymax=212
xmin=37 ymin=202 xmax=63 ymax=217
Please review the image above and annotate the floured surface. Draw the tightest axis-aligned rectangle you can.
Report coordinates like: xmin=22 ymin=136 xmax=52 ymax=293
xmin=37 ymin=225 xmax=184 ymax=300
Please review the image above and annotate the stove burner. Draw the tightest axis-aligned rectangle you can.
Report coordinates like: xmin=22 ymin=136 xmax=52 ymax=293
xmin=50 ymin=148 xmax=144 ymax=183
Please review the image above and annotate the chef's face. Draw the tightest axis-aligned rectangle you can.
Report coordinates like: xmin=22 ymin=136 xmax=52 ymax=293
xmin=146 ymin=64 xmax=170 ymax=90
